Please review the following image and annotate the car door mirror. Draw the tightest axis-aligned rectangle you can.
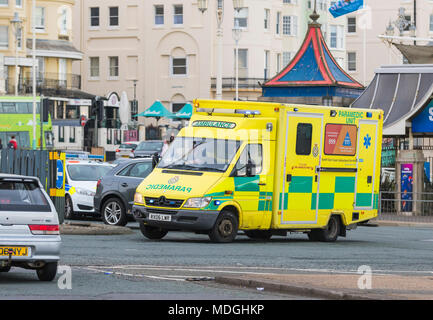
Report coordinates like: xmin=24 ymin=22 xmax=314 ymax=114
xmin=246 ymin=161 xmax=256 ymax=177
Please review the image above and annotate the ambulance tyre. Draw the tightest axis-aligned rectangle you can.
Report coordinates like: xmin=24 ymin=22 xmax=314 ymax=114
xmin=309 ymin=215 xmax=340 ymax=242
xmin=209 ymin=210 xmax=238 ymax=243
xmin=139 ymin=222 xmax=168 ymax=240
xmin=245 ymin=230 xmax=272 ymax=240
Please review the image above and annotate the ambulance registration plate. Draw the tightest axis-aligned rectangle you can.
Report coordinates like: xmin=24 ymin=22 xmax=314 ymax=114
xmin=0 ymin=247 xmax=29 ymax=257
xmin=148 ymin=213 xmax=172 ymax=222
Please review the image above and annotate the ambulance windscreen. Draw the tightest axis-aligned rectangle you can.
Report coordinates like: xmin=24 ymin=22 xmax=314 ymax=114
xmin=158 ymin=137 xmax=241 ymax=172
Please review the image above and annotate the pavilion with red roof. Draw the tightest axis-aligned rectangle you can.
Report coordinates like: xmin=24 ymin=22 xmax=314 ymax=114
xmin=261 ymin=10 xmax=364 ymax=107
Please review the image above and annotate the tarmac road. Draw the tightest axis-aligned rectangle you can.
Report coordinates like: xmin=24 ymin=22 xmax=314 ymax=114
xmin=1 ymin=225 xmax=432 ymax=300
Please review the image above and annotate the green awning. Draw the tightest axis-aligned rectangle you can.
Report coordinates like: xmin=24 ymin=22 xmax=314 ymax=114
xmin=174 ymin=103 xmax=193 ymax=119
xmin=134 ymin=100 xmax=175 ymax=118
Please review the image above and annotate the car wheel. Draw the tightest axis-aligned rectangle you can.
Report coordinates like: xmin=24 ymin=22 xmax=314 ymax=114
xmin=102 ymin=198 xmax=127 ymax=226
xmin=208 ymin=210 xmax=238 ymax=243
xmin=245 ymin=230 xmax=272 ymax=241
xmin=36 ymin=262 xmax=58 ymax=281
xmin=64 ymin=195 xmax=75 ymax=220
xmin=139 ymin=222 xmax=168 ymax=240
xmin=0 ymin=266 xmax=11 ymax=272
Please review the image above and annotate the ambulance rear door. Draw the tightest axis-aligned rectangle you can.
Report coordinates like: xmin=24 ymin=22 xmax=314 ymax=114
xmin=354 ymin=119 xmax=379 ymax=210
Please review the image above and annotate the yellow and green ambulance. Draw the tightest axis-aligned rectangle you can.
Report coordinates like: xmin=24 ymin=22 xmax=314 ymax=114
xmin=132 ymin=99 xmax=383 ymax=243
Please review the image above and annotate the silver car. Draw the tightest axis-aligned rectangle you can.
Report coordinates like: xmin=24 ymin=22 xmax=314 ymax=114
xmin=0 ymin=174 xmax=61 ymax=281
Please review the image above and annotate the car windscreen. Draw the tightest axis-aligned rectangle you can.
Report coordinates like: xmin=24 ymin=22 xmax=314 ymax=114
xmin=135 ymin=142 xmax=163 ymax=152
xmin=158 ymin=137 xmax=241 ymax=172
xmin=0 ymin=181 xmax=50 ymax=212
xmin=67 ymin=165 xmax=113 ymax=181
xmin=119 ymin=144 xmax=137 ymax=149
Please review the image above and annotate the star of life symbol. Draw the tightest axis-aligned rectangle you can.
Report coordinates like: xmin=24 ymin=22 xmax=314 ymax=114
xmin=363 ymin=134 xmax=371 ymax=149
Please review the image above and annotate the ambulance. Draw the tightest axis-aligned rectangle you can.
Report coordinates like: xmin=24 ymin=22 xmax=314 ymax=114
xmin=132 ymin=100 xmax=383 ymax=243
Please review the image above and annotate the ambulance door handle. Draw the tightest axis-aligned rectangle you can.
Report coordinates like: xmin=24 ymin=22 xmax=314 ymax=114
xmin=286 ymin=174 xmax=292 ymax=182
xmin=258 ymin=182 xmax=266 ymax=186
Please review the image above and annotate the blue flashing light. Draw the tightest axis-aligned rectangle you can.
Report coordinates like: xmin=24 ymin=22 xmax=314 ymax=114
xmin=214 ymin=200 xmax=221 ymax=206
xmin=366 ymin=112 xmax=373 ymax=118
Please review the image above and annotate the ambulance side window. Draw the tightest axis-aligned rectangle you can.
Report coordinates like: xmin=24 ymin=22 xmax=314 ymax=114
xmin=233 ymin=144 xmax=263 ymax=177
xmin=296 ymin=123 xmax=312 ymax=156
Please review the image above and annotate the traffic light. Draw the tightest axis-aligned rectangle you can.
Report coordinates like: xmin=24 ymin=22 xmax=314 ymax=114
xmin=41 ymin=98 xmax=50 ymax=123
xmin=96 ymin=100 xmax=104 ymax=120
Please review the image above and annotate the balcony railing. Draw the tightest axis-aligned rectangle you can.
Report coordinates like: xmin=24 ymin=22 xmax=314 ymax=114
xmin=211 ymin=78 xmax=265 ymax=91
xmin=5 ymin=72 xmax=81 ymax=95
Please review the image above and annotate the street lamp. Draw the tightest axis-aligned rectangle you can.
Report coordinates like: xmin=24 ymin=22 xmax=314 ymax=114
xmin=10 ymin=12 xmax=22 ymax=96
xmin=232 ymin=19 xmax=242 ymax=101
xmin=198 ymin=0 xmax=244 ymax=100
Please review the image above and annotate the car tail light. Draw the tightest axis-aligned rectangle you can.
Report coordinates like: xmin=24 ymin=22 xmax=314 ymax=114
xmin=29 ymin=225 xmax=60 ymax=235
xmin=116 ymin=149 xmax=120 ymax=153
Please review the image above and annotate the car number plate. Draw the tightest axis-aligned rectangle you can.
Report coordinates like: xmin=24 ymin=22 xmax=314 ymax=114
xmin=148 ymin=213 xmax=172 ymax=222
xmin=0 ymin=247 xmax=29 ymax=257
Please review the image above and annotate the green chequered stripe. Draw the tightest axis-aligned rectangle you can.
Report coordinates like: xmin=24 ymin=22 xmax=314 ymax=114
xmin=335 ymin=177 xmax=355 ymax=193
xmin=311 ymin=193 xmax=335 ymax=210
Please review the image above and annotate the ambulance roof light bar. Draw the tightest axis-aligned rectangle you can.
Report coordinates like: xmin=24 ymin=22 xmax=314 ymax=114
xmin=196 ymin=108 xmax=261 ymax=117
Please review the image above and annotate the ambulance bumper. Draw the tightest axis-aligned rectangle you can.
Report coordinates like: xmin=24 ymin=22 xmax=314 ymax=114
xmin=132 ymin=205 xmax=219 ymax=231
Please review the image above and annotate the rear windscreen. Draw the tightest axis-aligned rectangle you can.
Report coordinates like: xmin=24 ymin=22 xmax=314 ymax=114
xmin=0 ymin=181 xmax=51 ymax=212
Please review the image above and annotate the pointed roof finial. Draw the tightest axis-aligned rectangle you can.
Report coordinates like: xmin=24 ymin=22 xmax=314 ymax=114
xmin=309 ymin=0 xmax=320 ymax=23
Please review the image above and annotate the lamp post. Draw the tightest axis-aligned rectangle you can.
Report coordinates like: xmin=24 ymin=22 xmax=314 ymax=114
xmin=197 ymin=0 xmax=244 ymax=100
xmin=232 ymin=19 xmax=241 ymax=101
xmin=10 ymin=12 xmax=22 ymax=97
xmin=32 ymin=0 xmax=37 ymax=150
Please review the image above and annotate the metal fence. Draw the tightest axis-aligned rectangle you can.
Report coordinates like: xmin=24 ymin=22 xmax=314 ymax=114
xmin=378 ymin=191 xmax=433 ymax=222
xmin=0 ymin=149 xmax=65 ymax=223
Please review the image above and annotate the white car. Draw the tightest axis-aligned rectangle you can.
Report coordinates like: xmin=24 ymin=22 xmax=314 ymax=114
xmin=115 ymin=141 xmax=140 ymax=159
xmin=64 ymin=160 xmax=114 ymax=219
xmin=0 ymin=174 xmax=61 ymax=281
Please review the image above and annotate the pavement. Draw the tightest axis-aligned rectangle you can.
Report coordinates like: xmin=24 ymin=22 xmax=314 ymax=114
xmin=60 ymin=219 xmax=433 ymax=300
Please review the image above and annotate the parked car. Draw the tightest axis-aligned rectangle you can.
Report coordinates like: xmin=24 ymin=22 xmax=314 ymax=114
xmin=0 ymin=174 xmax=61 ymax=281
xmin=115 ymin=141 xmax=139 ymax=159
xmin=64 ymin=160 xmax=115 ymax=219
xmin=131 ymin=140 xmax=164 ymax=158
xmin=94 ymin=158 xmax=154 ymax=226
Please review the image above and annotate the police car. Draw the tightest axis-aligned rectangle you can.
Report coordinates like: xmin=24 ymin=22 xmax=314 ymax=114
xmin=64 ymin=158 xmax=114 ymax=219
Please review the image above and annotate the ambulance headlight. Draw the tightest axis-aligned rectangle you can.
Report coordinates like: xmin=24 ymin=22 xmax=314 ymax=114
xmin=183 ymin=197 xmax=212 ymax=208
xmin=134 ymin=192 xmax=144 ymax=204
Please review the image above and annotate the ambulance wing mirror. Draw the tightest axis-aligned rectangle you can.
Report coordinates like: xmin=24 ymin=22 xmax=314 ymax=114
xmin=246 ymin=160 xmax=256 ymax=177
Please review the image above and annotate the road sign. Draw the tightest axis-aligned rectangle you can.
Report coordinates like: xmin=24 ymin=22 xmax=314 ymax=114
xmin=56 ymin=160 xmax=64 ymax=189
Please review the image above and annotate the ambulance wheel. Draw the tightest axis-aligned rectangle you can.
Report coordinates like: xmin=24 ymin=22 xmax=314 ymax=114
xmin=102 ymin=198 xmax=127 ymax=226
xmin=64 ymin=195 xmax=75 ymax=220
xmin=139 ymin=222 xmax=168 ymax=240
xmin=310 ymin=216 xmax=340 ymax=242
xmin=209 ymin=210 xmax=238 ymax=243
xmin=245 ymin=230 xmax=272 ymax=240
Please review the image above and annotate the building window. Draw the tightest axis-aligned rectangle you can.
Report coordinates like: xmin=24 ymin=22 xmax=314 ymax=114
xmin=90 ymin=7 xmax=99 ymax=27
xmin=276 ymin=53 xmax=281 ymax=72
xmin=58 ymin=126 xmax=64 ymax=143
xmin=237 ymin=49 xmax=248 ymax=77
xmin=155 ymin=5 xmax=164 ymax=25
xmin=109 ymin=7 xmax=119 ymax=26
xmin=35 ymin=7 xmax=45 ymax=31
xmin=0 ymin=26 xmax=8 ymax=49
xmin=283 ymin=0 xmax=297 ymax=4
xmin=264 ymin=50 xmax=270 ymax=80
xmin=330 ymin=25 xmax=344 ymax=49
xmin=172 ymin=102 xmax=185 ymax=113
xmin=264 ymin=9 xmax=270 ymax=30
xmin=234 ymin=8 xmax=248 ymax=28
xmin=347 ymin=52 xmax=356 ymax=71
xmin=347 ymin=17 xmax=356 ymax=33
xmin=109 ymin=56 xmax=119 ymax=78
xmin=283 ymin=15 xmax=298 ymax=36
xmin=60 ymin=7 xmax=68 ymax=35
xmin=430 ymin=14 xmax=433 ymax=32
xmin=171 ymin=57 xmax=187 ymax=76
xmin=282 ymin=52 xmax=293 ymax=67
xmin=90 ymin=57 xmax=99 ymax=78
xmin=17 ymin=26 xmax=22 ymax=49
xmin=0 ymin=0 xmax=8 ymax=6
xmin=69 ymin=127 xmax=75 ymax=143
xmin=173 ymin=4 xmax=183 ymax=25
xmin=276 ymin=12 xmax=281 ymax=35
xmin=16 ymin=0 xmax=22 ymax=7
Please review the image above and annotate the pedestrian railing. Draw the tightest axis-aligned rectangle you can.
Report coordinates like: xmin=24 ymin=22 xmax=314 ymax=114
xmin=379 ymin=191 xmax=433 ymax=222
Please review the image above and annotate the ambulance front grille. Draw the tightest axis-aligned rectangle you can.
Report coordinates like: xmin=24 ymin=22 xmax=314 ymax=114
xmin=145 ymin=197 xmax=184 ymax=208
